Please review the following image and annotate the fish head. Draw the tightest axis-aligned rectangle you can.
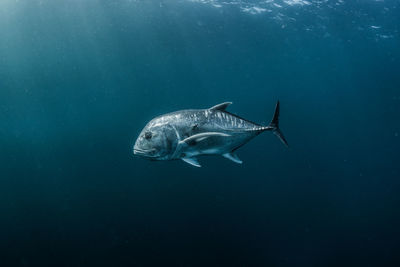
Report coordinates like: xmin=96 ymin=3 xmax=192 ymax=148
xmin=133 ymin=119 xmax=177 ymax=160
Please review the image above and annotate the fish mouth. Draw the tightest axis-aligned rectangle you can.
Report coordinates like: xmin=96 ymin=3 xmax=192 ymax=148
xmin=133 ymin=148 xmax=157 ymax=157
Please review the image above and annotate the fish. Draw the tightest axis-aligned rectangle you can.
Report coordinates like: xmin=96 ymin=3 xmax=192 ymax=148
xmin=133 ymin=101 xmax=288 ymax=167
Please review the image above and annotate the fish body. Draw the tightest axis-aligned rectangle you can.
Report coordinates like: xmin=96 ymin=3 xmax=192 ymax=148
xmin=133 ymin=102 xmax=287 ymax=167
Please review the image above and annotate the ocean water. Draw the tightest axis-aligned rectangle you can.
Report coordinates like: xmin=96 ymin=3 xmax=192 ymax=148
xmin=1 ymin=0 xmax=400 ymax=266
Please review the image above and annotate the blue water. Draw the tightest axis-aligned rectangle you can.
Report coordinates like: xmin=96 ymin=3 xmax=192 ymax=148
xmin=1 ymin=0 xmax=400 ymax=266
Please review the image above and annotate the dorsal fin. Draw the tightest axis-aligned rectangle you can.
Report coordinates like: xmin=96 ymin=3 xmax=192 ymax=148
xmin=209 ymin=102 xmax=232 ymax=111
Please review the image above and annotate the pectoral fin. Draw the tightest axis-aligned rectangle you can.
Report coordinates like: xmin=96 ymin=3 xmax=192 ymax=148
xmin=222 ymin=152 xmax=243 ymax=164
xmin=182 ymin=157 xmax=201 ymax=167
xmin=179 ymin=132 xmax=231 ymax=146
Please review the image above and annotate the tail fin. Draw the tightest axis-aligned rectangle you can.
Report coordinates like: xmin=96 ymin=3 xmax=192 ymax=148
xmin=267 ymin=101 xmax=288 ymax=148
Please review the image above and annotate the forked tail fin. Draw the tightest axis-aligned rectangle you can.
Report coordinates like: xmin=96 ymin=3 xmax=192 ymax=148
xmin=267 ymin=101 xmax=288 ymax=148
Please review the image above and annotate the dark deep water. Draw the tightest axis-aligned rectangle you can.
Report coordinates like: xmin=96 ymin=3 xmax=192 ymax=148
xmin=1 ymin=0 xmax=400 ymax=266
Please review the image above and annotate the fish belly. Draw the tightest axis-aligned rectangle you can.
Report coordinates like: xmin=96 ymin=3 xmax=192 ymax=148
xmin=186 ymin=133 xmax=253 ymax=156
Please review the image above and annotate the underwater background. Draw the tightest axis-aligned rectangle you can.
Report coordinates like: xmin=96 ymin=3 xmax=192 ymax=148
xmin=1 ymin=0 xmax=400 ymax=266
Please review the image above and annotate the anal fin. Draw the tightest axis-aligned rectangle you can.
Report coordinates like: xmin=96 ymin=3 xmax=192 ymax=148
xmin=222 ymin=152 xmax=243 ymax=164
xmin=182 ymin=157 xmax=201 ymax=167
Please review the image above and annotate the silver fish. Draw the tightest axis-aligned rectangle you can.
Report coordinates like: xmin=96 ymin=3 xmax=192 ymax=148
xmin=133 ymin=101 xmax=288 ymax=167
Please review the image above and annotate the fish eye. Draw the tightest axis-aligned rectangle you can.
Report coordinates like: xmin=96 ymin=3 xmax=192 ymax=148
xmin=144 ymin=131 xmax=152 ymax=140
